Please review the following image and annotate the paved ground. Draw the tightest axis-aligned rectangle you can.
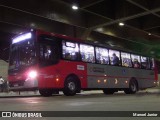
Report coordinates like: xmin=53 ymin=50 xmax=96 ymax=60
xmin=0 ymin=88 xmax=159 ymax=97
xmin=0 ymin=89 xmax=160 ymax=120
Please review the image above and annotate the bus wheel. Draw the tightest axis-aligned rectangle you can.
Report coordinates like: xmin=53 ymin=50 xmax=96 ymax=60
xmin=63 ymin=76 xmax=79 ymax=96
xmin=39 ymin=89 xmax=52 ymax=97
xmin=52 ymin=90 xmax=59 ymax=94
xmin=103 ymin=89 xmax=115 ymax=95
xmin=124 ymin=79 xmax=138 ymax=94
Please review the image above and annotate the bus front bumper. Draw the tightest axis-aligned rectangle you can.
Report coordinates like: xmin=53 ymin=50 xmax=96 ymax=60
xmin=9 ymin=79 xmax=38 ymax=91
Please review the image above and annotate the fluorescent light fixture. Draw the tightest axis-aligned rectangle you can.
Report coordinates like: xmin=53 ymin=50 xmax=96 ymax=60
xmin=119 ymin=22 xmax=124 ymax=26
xmin=12 ymin=32 xmax=32 ymax=44
xmin=72 ymin=5 xmax=78 ymax=10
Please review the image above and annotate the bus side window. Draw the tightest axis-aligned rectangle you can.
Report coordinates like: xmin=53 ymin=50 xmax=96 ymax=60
xmin=44 ymin=45 xmax=52 ymax=60
xmin=131 ymin=54 xmax=141 ymax=68
xmin=40 ymin=44 xmax=53 ymax=61
xmin=39 ymin=43 xmax=58 ymax=67
xmin=95 ymin=47 xmax=109 ymax=64
xmin=62 ymin=41 xmax=79 ymax=61
xmin=150 ymin=58 xmax=155 ymax=70
xmin=141 ymin=56 xmax=149 ymax=69
xmin=146 ymin=58 xmax=151 ymax=69
xmin=109 ymin=50 xmax=120 ymax=66
xmin=121 ymin=52 xmax=132 ymax=67
xmin=80 ymin=44 xmax=95 ymax=63
xmin=65 ymin=53 xmax=71 ymax=59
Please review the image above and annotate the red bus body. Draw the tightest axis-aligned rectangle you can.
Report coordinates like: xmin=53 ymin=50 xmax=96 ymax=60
xmin=8 ymin=29 xmax=158 ymax=96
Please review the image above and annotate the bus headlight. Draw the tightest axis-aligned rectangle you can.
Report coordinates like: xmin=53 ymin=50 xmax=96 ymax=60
xmin=28 ymin=71 xmax=37 ymax=79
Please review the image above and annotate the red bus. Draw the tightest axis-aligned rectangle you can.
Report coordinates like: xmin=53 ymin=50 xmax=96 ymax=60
xmin=8 ymin=29 xmax=158 ymax=96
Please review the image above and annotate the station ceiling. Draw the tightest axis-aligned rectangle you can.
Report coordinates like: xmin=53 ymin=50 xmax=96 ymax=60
xmin=0 ymin=0 xmax=160 ymax=61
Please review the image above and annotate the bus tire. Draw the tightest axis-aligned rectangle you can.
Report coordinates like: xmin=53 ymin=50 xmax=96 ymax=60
xmin=63 ymin=75 xmax=80 ymax=96
xmin=52 ymin=90 xmax=59 ymax=94
xmin=124 ymin=79 xmax=138 ymax=94
xmin=103 ymin=89 xmax=115 ymax=95
xmin=39 ymin=89 xmax=52 ymax=97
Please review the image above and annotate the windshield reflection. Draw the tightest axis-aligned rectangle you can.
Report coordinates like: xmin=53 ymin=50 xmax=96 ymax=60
xmin=9 ymin=40 xmax=36 ymax=73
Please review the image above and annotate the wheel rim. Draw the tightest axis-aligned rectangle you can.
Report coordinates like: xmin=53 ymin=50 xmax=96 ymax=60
xmin=131 ymin=83 xmax=136 ymax=92
xmin=68 ymin=82 xmax=76 ymax=91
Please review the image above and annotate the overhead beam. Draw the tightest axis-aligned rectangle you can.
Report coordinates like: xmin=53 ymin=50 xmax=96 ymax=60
xmin=58 ymin=0 xmax=160 ymax=40
xmin=144 ymin=26 xmax=160 ymax=31
xmin=126 ymin=0 xmax=160 ymax=18
xmin=0 ymin=1 xmax=110 ymax=40
xmin=57 ymin=0 xmax=112 ymax=22
xmin=81 ymin=0 xmax=105 ymax=9
xmin=81 ymin=28 xmax=92 ymax=40
xmin=126 ymin=0 xmax=160 ymax=31
xmin=56 ymin=0 xmax=112 ymax=39
xmin=57 ymin=0 xmax=160 ymax=39
xmin=0 ymin=3 xmax=87 ymax=29
xmin=89 ymin=7 xmax=160 ymax=29
xmin=3 ymin=0 xmax=160 ymax=46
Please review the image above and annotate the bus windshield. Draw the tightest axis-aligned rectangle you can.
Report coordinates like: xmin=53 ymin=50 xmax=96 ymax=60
xmin=9 ymin=37 xmax=36 ymax=74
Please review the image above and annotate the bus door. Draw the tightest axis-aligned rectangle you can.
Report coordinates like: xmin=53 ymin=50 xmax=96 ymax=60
xmin=38 ymin=35 xmax=60 ymax=88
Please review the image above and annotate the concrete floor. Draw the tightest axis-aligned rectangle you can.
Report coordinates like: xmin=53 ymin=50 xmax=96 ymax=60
xmin=0 ymin=90 xmax=160 ymax=120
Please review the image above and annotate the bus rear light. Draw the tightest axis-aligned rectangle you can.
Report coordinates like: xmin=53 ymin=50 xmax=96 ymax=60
xmin=97 ymin=80 xmax=101 ymax=83
xmin=28 ymin=71 xmax=37 ymax=79
xmin=104 ymin=79 xmax=107 ymax=83
xmin=125 ymin=81 xmax=128 ymax=84
xmin=115 ymin=79 xmax=118 ymax=84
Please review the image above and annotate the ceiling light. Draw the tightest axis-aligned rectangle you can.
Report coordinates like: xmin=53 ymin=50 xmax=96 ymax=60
xmin=148 ymin=33 xmax=151 ymax=36
xmin=72 ymin=5 xmax=78 ymax=10
xmin=96 ymin=28 xmax=103 ymax=32
xmin=119 ymin=22 xmax=124 ymax=26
